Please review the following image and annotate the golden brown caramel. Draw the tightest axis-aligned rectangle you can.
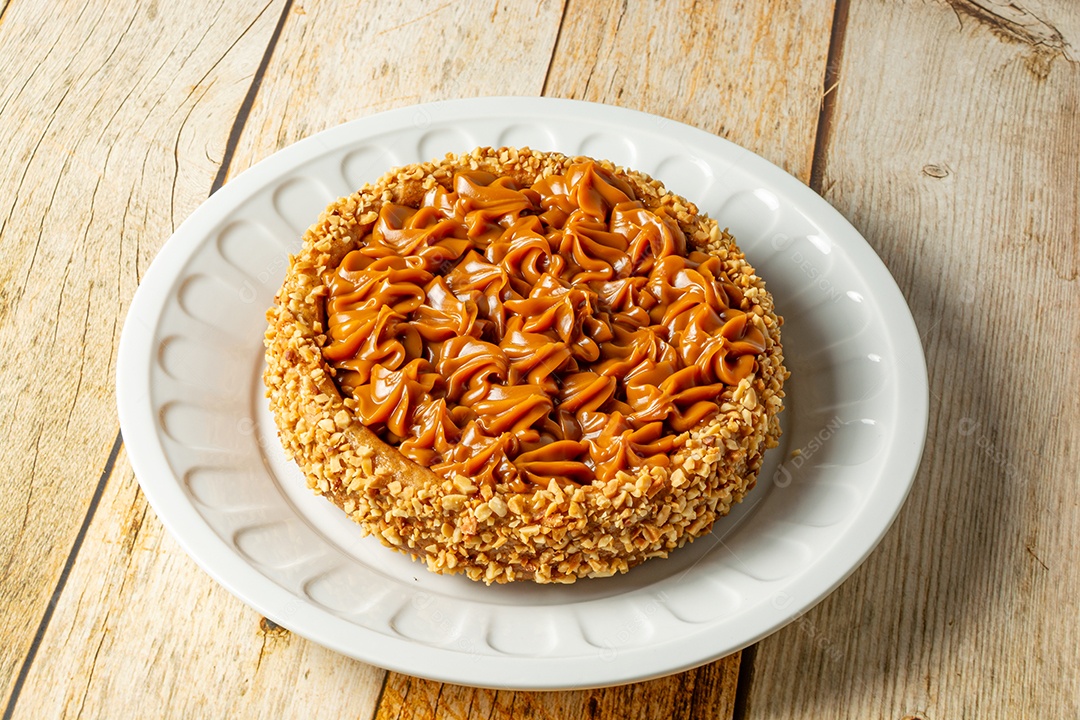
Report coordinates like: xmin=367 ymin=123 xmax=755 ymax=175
xmin=322 ymin=161 xmax=767 ymax=490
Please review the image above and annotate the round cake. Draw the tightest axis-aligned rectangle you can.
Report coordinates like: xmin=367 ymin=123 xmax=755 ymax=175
xmin=263 ymin=147 xmax=786 ymax=584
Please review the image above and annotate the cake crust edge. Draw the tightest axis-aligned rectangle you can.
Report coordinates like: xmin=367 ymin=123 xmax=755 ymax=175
xmin=262 ymin=146 xmax=787 ymax=584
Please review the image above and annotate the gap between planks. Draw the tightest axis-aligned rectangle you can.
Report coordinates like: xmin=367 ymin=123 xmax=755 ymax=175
xmin=810 ymin=0 xmax=850 ymax=195
xmin=210 ymin=0 xmax=294 ymax=194
xmin=539 ymin=0 xmax=571 ymax=96
xmin=730 ymin=1 xmax=850 ymax=710
xmin=2 ymin=432 xmax=122 ymax=720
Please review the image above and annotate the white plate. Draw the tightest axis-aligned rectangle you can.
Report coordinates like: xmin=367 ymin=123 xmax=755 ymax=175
xmin=117 ymin=97 xmax=928 ymax=689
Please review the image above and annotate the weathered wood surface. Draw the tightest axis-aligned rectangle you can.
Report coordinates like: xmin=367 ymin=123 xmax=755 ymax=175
xmin=225 ymin=0 xmax=568 ymax=175
xmin=0 ymin=0 xmax=286 ymax=706
xmin=544 ymin=0 xmax=836 ymax=184
xmin=742 ymin=0 xmax=1080 ymax=718
xmin=5 ymin=0 xmax=1078 ymax=717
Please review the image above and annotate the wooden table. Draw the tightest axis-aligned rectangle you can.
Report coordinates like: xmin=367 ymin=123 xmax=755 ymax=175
xmin=2 ymin=0 xmax=1078 ymax=717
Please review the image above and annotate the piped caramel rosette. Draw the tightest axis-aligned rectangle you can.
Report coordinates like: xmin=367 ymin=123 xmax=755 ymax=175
xmin=264 ymin=147 xmax=786 ymax=584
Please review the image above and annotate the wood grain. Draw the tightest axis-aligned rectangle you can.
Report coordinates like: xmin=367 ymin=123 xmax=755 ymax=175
xmin=375 ymin=656 xmax=741 ymax=720
xmin=0 ymin=0 xmax=286 ymax=705
xmin=225 ymin=0 xmax=569 ymax=178
xmin=743 ymin=0 xmax=1080 ymax=717
xmin=544 ymin=0 xmax=837 ymax=183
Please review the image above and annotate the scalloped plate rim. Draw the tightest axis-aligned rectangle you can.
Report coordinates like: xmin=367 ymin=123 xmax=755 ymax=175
xmin=117 ymin=96 xmax=928 ymax=690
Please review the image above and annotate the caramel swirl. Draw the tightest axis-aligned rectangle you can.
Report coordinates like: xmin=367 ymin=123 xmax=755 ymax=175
xmin=322 ymin=161 xmax=768 ymax=488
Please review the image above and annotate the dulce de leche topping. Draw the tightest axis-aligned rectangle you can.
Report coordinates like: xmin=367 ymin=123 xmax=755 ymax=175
xmin=322 ymin=161 xmax=767 ymax=491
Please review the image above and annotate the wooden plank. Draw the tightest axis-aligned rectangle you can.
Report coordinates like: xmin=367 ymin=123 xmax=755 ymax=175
xmin=744 ymin=0 xmax=1080 ymax=717
xmin=224 ymin=0 xmax=569 ymax=176
xmin=375 ymin=656 xmax=741 ymax=720
xmin=0 ymin=0 xmax=286 ymax=705
xmin=10 ymin=1 xmax=569 ymax=717
xmin=543 ymin=0 xmax=838 ymax=184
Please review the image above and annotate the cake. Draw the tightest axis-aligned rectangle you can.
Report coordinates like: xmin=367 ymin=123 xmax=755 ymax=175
xmin=263 ymin=147 xmax=786 ymax=584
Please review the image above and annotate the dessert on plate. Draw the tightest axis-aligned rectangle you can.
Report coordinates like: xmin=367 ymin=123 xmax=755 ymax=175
xmin=263 ymin=147 xmax=786 ymax=584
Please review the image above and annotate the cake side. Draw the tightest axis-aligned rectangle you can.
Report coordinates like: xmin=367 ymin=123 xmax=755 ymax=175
xmin=263 ymin=146 xmax=786 ymax=584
